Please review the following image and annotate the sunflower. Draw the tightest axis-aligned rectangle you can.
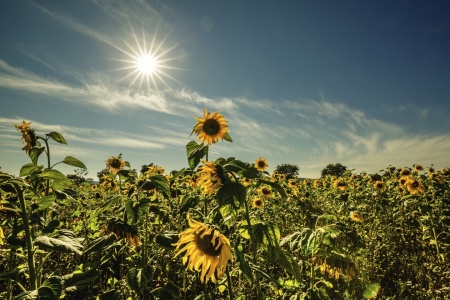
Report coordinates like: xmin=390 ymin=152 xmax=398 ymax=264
xmin=14 ymin=120 xmax=37 ymax=155
xmin=192 ymin=108 xmax=230 ymax=145
xmin=100 ymin=176 xmax=118 ymax=192
xmin=196 ymin=161 xmax=226 ymax=195
xmin=413 ymin=164 xmax=423 ymax=172
xmin=406 ymin=178 xmax=425 ymax=195
xmin=373 ymin=181 xmax=386 ymax=192
xmin=253 ymin=197 xmax=264 ymax=208
xmin=288 ymin=180 xmax=297 ymax=188
xmin=400 ymin=168 xmax=411 ymax=177
xmin=254 ymin=157 xmax=268 ymax=171
xmin=189 ymin=174 xmax=199 ymax=189
xmin=145 ymin=164 xmax=165 ymax=176
xmin=333 ymin=179 xmax=347 ymax=191
xmin=172 ymin=214 xmax=233 ymax=283
xmin=259 ymin=186 xmax=272 ymax=199
xmin=242 ymin=177 xmax=252 ymax=187
xmin=313 ymin=180 xmax=320 ymax=188
xmin=103 ymin=219 xmax=141 ymax=247
xmin=350 ymin=211 xmax=363 ymax=222
xmin=399 ymin=176 xmax=410 ymax=186
xmin=106 ymin=155 xmax=125 ymax=174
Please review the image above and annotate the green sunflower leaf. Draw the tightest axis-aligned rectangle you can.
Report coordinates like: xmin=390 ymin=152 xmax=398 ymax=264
xmin=63 ymin=269 xmax=100 ymax=293
xmin=363 ymin=283 xmax=380 ymax=299
xmin=29 ymin=147 xmax=45 ymax=165
xmin=155 ymin=233 xmax=179 ymax=249
xmin=234 ymin=243 xmax=253 ymax=286
xmin=269 ymin=247 xmax=303 ymax=282
xmin=40 ymin=276 xmax=63 ymax=299
xmin=46 ymin=131 xmax=67 ymax=144
xmin=179 ymin=195 xmax=200 ymax=214
xmin=34 ymin=234 xmax=83 ymax=255
xmin=223 ymin=132 xmax=233 ymax=142
xmin=39 ymin=196 xmax=56 ymax=210
xmin=217 ymin=181 xmax=246 ymax=209
xmin=150 ymin=281 xmax=180 ymax=299
xmin=20 ymin=163 xmax=42 ymax=177
xmin=83 ymin=233 xmax=117 ymax=255
xmin=40 ymin=169 xmax=69 ymax=182
xmin=149 ymin=175 xmax=170 ymax=198
xmin=61 ymin=156 xmax=87 ymax=169
xmin=14 ymin=290 xmax=38 ymax=300
xmin=186 ymin=141 xmax=208 ymax=169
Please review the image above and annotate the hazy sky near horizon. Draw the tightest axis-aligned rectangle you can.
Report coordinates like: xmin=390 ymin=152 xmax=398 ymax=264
xmin=1 ymin=0 xmax=450 ymax=179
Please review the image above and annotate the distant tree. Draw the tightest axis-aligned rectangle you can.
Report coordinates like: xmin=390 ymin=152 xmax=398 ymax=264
xmin=140 ymin=163 xmax=154 ymax=174
xmin=97 ymin=168 xmax=109 ymax=183
xmin=67 ymin=168 xmax=88 ymax=185
xmin=275 ymin=164 xmax=300 ymax=180
xmin=321 ymin=163 xmax=347 ymax=178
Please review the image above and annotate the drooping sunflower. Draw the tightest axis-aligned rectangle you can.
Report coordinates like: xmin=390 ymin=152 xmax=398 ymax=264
xmin=106 ymin=155 xmax=126 ymax=174
xmin=399 ymin=176 xmax=410 ymax=186
xmin=196 ymin=161 xmax=227 ymax=195
xmin=333 ymin=179 xmax=347 ymax=191
xmin=413 ymin=164 xmax=423 ymax=172
xmin=103 ymin=218 xmax=141 ymax=247
xmin=172 ymin=214 xmax=233 ymax=283
xmin=145 ymin=164 xmax=165 ymax=176
xmin=14 ymin=120 xmax=37 ymax=155
xmin=255 ymin=157 xmax=269 ymax=171
xmin=259 ymin=186 xmax=272 ymax=199
xmin=406 ymin=178 xmax=425 ymax=195
xmin=253 ymin=197 xmax=264 ymax=208
xmin=192 ymin=108 xmax=230 ymax=145
xmin=400 ymin=168 xmax=412 ymax=177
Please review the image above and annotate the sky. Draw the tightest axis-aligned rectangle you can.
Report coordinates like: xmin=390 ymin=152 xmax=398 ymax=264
xmin=1 ymin=0 xmax=450 ymax=179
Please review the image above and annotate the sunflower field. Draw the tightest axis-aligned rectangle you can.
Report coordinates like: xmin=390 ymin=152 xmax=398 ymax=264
xmin=1 ymin=110 xmax=449 ymax=300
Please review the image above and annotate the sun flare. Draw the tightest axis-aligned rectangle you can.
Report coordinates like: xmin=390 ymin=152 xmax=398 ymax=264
xmin=137 ymin=54 xmax=158 ymax=75
xmin=111 ymin=24 xmax=182 ymax=93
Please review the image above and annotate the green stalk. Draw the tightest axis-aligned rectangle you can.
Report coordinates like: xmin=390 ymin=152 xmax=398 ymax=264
xmin=225 ymin=265 xmax=234 ymax=300
xmin=15 ymin=183 xmax=37 ymax=290
xmin=243 ymin=191 xmax=262 ymax=299
xmin=7 ymin=216 xmax=18 ymax=300
xmin=425 ymin=197 xmax=443 ymax=262
xmin=39 ymin=137 xmax=51 ymax=196
xmin=204 ymin=147 xmax=209 ymax=219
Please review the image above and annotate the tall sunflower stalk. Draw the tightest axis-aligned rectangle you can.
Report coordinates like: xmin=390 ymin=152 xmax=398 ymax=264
xmin=12 ymin=121 xmax=86 ymax=294
xmin=191 ymin=108 xmax=232 ymax=218
xmin=185 ymin=108 xmax=234 ymax=296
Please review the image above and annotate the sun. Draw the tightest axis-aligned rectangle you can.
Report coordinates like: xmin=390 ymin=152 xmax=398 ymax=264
xmin=111 ymin=24 xmax=183 ymax=93
xmin=137 ymin=54 xmax=158 ymax=75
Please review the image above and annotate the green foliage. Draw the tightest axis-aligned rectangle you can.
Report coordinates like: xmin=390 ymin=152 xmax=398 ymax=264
xmin=275 ymin=163 xmax=300 ymax=179
xmin=1 ymin=120 xmax=449 ymax=300
xmin=320 ymin=162 xmax=347 ymax=178
xmin=186 ymin=141 xmax=208 ymax=169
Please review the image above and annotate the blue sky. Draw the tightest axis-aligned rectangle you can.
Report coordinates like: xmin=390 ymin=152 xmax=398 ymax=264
xmin=1 ymin=0 xmax=449 ymax=179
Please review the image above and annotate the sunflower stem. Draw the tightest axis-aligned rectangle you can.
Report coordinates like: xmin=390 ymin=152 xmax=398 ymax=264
xmin=425 ymin=196 xmax=443 ymax=262
xmin=225 ymin=264 xmax=234 ymax=300
xmin=15 ymin=183 xmax=37 ymax=290
xmin=243 ymin=191 xmax=262 ymax=299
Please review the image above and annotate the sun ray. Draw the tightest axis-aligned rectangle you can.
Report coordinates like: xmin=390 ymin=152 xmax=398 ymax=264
xmin=107 ymin=22 xmax=186 ymax=94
